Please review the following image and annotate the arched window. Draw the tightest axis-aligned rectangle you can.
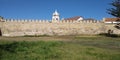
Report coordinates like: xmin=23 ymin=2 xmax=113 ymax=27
xmin=56 ymin=18 xmax=58 ymax=20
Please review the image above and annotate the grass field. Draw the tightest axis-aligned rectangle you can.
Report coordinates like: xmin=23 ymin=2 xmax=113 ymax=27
xmin=0 ymin=35 xmax=120 ymax=60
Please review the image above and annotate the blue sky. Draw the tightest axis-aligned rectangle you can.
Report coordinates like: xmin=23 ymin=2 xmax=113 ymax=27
xmin=0 ymin=0 xmax=114 ymax=20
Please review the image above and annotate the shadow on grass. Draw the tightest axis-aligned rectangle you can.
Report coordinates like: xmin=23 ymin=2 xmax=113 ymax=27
xmin=0 ymin=41 xmax=31 ymax=54
xmin=0 ymin=42 xmax=19 ymax=59
xmin=99 ymin=33 xmax=120 ymax=38
xmin=0 ymin=41 xmax=63 ymax=60
xmin=0 ymin=42 xmax=18 ymax=53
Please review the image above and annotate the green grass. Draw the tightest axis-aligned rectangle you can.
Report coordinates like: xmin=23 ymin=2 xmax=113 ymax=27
xmin=0 ymin=36 xmax=120 ymax=60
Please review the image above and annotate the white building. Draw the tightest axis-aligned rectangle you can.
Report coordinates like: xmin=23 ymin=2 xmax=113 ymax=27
xmin=52 ymin=10 xmax=60 ymax=22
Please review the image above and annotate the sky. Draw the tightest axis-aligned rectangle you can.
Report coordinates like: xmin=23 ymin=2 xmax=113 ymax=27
xmin=0 ymin=0 xmax=114 ymax=20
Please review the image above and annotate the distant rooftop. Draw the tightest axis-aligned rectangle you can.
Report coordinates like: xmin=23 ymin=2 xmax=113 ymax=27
xmin=63 ymin=16 xmax=83 ymax=21
xmin=104 ymin=18 xmax=120 ymax=22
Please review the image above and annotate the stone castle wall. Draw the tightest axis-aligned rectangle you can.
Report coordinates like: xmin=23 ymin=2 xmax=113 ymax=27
xmin=0 ymin=19 xmax=120 ymax=36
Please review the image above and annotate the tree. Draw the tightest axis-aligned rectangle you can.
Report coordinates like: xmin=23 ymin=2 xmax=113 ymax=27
xmin=107 ymin=0 xmax=120 ymax=29
xmin=107 ymin=0 xmax=120 ymax=18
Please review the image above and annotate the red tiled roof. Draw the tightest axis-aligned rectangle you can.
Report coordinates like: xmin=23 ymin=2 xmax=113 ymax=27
xmin=63 ymin=16 xmax=82 ymax=21
xmin=104 ymin=18 xmax=120 ymax=22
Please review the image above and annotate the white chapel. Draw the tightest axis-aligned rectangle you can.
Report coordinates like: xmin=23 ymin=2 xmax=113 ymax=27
xmin=52 ymin=10 xmax=60 ymax=22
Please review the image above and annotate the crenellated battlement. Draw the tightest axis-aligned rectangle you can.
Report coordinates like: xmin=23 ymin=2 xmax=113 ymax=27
xmin=4 ymin=19 xmax=50 ymax=23
xmin=61 ymin=20 xmax=101 ymax=23
xmin=0 ymin=18 xmax=120 ymax=36
xmin=3 ymin=19 xmax=102 ymax=23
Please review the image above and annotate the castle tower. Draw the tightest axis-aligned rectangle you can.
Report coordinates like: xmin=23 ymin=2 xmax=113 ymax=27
xmin=52 ymin=10 xmax=60 ymax=22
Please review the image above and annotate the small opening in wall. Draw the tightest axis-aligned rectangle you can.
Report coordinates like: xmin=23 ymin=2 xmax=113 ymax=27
xmin=0 ymin=29 xmax=2 ymax=36
xmin=56 ymin=18 xmax=58 ymax=20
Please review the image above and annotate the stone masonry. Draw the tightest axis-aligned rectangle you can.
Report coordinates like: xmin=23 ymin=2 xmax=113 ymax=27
xmin=0 ymin=19 xmax=120 ymax=36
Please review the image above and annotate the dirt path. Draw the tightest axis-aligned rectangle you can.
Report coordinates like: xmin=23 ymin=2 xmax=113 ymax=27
xmin=0 ymin=36 xmax=75 ymax=41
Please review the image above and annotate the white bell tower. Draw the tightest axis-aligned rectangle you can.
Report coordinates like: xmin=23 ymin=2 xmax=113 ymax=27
xmin=52 ymin=10 xmax=60 ymax=22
